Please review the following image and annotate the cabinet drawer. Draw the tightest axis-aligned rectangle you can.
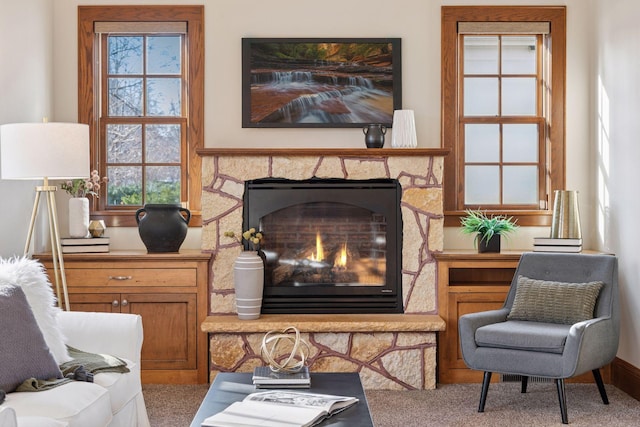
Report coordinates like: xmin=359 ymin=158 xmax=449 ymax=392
xmin=65 ymin=268 xmax=197 ymax=287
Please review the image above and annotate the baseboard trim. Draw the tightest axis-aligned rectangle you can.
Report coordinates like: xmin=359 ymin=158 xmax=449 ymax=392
xmin=612 ymin=357 xmax=640 ymax=401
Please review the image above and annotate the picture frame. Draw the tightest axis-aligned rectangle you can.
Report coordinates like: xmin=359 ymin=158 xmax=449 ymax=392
xmin=242 ymin=38 xmax=402 ymax=128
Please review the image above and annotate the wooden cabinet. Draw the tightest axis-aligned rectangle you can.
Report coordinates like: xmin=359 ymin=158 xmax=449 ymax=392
xmin=37 ymin=250 xmax=211 ymax=384
xmin=435 ymin=251 xmax=520 ymax=384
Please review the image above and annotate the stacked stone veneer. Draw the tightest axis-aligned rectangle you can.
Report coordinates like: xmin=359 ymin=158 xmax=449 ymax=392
xmin=200 ymin=152 xmax=445 ymax=389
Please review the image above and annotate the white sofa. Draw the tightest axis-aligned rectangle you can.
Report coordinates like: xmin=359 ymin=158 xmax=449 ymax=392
xmin=0 ymin=310 xmax=150 ymax=427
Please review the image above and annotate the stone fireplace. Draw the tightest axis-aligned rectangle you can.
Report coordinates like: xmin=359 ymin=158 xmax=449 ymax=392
xmin=199 ymin=148 xmax=447 ymax=390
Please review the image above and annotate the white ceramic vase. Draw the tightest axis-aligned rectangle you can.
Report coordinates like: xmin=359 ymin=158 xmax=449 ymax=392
xmin=233 ymin=251 xmax=264 ymax=320
xmin=68 ymin=197 xmax=90 ymax=238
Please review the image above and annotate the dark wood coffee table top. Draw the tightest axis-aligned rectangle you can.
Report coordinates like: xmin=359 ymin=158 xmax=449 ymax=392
xmin=189 ymin=372 xmax=374 ymax=427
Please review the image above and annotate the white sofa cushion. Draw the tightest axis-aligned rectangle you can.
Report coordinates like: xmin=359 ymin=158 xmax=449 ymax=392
xmin=4 ymin=381 xmax=112 ymax=427
xmin=93 ymin=359 xmax=140 ymax=415
xmin=16 ymin=416 xmax=68 ymax=427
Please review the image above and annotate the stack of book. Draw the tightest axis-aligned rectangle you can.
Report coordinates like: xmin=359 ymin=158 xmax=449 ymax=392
xmin=533 ymin=237 xmax=582 ymax=253
xmin=61 ymin=237 xmax=110 ymax=254
xmin=252 ymin=366 xmax=311 ymax=389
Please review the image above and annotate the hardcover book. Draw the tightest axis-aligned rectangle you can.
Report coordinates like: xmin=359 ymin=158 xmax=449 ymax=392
xmin=533 ymin=237 xmax=582 ymax=246
xmin=201 ymin=390 xmax=358 ymax=427
xmin=61 ymin=237 xmax=110 ymax=246
xmin=252 ymin=366 xmax=311 ymax=388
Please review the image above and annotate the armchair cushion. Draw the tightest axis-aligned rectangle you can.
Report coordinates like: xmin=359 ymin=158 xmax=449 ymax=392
xmin=476 ymin=320 xmax=572 ymax=354
xmin=507 ymin=275 xmax=603 ymax=324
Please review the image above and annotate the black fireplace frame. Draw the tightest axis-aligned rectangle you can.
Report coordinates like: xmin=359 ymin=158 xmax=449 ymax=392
xmin=243 ymin=177 xmax=403 ymax=314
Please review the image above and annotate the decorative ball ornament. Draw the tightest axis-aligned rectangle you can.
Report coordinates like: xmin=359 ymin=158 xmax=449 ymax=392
xmin=260 ymin=326 xmax=310 ymax=373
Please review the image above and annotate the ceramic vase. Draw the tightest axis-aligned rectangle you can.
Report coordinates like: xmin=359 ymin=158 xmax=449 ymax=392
xmin=135 ymin=204 xmax=190 ymax=253
xmin=363 ymin=124 xmax=387 ymax=148
xmin=233 ymin=251 xmax=264 ymax=320
xmin=68 ymin=197 xmax=90 ymax=238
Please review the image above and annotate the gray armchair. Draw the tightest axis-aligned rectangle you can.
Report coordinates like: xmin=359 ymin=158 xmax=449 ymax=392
xmin=459 ymin=252 xmax=619 ymax=424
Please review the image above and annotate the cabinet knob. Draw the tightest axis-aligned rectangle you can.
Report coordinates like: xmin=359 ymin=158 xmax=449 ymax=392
xmin=112 ymin=300 xmax=119 ymax=307
xmin=108 ymin=275 xmax=132 ymax=281
xmin=121 ymin=299 xmax=129 ymax=307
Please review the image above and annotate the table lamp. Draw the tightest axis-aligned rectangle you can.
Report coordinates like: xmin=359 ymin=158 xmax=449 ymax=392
xmin=0 ymin=122 xmax=90 ymax=310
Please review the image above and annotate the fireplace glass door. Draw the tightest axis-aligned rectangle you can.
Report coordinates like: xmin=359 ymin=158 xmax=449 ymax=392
xmin=261 ymin=201 xmax=387 ymax=288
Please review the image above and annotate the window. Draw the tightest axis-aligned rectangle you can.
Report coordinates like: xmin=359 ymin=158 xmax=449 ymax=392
xmin=442 ymin=6 xmax=566 ymax=226
xmin=79 ymin=6 xmax=204 ymax=227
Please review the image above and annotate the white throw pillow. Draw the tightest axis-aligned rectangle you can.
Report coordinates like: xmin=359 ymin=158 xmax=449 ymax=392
xmin=0 ymin=257 xmax=71 ymax=364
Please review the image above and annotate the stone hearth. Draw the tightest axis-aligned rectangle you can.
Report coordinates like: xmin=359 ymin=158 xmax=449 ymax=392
xmin=199 ymin=148 xmax=447 ymax=389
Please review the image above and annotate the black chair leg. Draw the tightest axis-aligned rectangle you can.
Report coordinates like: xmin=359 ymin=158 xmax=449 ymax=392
xmin=521 ymin=376 xmax=528 ymax=393
xmin=479 ymin=371 xmax=492 ymax=412
xmin=556 ymin=378 xmax=569 ymax=424
xmin=592 ymin=368 xmax=609 ymax=404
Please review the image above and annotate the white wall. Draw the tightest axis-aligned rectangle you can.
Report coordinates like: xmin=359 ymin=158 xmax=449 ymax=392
xmin=0 ymin=0 xmax=53 ymax=257
xmin=5 ymin=0 xmax=635 ymax=367
xmin=593 ymin=0 xmax=640 ymax=368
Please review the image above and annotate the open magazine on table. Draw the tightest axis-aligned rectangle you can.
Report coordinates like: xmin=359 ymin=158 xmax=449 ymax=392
xmin=201 ymin=390 xmax=358 ymax=427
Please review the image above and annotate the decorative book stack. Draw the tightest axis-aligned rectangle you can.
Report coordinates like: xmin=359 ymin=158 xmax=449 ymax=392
xmin=61 ymin=237 xmax=110 ymax=254
xmin=533 ymin=237 xmax=582 ymax=253
xmin=252 ymin=366 xmax=311 ymax=389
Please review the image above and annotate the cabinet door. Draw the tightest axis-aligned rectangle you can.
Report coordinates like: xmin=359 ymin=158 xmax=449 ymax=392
xmin=121 ymin=293 xmax=198 ymax=371
xmin=437 ymin=289 xmax=508 ymax=383
xmin=68 ymin=293 xmax=121 ymax=313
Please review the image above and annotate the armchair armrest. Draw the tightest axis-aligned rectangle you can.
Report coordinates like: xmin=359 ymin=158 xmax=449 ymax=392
xmin=56 ymin=311 xmax=143 ymax=365
xmin=458 ymin=308 xmax=510 ymax=368
xmin=562 ymin=315 xmax=618 ymax=377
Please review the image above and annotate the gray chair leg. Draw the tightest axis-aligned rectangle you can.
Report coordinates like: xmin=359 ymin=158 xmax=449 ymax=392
xmin=479 ymin=371 xmax=492 ymax=412
xmin=555 ymin=378 xmax=569 ymax=424
xmin=521 ymin=376 xmax=528 ymax=393
xmin=592 ymin=369 xmax=609 ymax=404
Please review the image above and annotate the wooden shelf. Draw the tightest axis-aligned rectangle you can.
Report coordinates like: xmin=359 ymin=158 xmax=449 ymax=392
xmin=197 ymin=147 xmax=450 ymax=157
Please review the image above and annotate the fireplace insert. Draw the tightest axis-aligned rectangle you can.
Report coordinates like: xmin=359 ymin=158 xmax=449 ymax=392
xmin=243 ymin=177 xmax=403 ymax=313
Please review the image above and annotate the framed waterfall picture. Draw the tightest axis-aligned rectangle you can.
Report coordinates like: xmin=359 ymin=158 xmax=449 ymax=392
xmin=242 ymin=38 xmax=402 ymax=128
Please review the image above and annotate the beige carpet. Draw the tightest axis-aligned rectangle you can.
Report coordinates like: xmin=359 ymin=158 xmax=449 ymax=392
xmin=142 ymin=382 xmax=640 ymax=426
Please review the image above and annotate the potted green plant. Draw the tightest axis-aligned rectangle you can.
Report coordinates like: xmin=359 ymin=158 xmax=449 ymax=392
xmin=460 ymin=209 xmax=518 ymax=253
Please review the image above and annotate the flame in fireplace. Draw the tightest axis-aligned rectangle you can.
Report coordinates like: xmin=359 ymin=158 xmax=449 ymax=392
xmin=335 ymin=242 xmax=348 ymax=268
xmin=310 ymin=232 xmax=325 ymax=262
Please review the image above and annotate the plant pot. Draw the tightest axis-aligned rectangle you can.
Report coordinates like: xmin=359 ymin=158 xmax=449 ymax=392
xmin=135 ymin=204 xmax=190 ymax=253
xmin=478 ymin=234 xmax=500 ymax=253
xmin=233 ymin=251 xmax=264 ymax=320
xmin=68 ymin=197 xmax=90 ymax=238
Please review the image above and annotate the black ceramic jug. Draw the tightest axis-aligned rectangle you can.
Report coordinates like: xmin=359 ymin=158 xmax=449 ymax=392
xmin=135 ymin=204 xmax=191 ymax=253
xmin=363 ymin=124 xmax=387 ymax=148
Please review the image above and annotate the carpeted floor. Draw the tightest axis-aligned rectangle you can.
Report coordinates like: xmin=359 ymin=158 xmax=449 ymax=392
xmin=142 ymin=382 xmax=640 ymax=427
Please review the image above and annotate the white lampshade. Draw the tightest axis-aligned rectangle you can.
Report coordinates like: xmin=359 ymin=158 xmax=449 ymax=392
xmin=0 ymin=122 xmax=90 ymax=180
xmin=391 ymin=110 xmax=417 ymax=148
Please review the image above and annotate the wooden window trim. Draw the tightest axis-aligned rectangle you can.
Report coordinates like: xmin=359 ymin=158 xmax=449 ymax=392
xmin=78 ymin=5 xmax=204 ymax=227
xmin=442 ymin=6 xmax=566 ymax=227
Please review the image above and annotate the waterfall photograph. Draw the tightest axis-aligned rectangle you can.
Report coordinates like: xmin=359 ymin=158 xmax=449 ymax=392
xmin=242 ymin=38 xmax=402 ymax=128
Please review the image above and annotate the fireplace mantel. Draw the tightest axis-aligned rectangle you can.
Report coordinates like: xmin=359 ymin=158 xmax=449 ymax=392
xmin=197 ymin=147 xmax=449 ymax=157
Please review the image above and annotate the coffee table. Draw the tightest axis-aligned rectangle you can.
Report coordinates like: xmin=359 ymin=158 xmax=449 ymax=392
xmin=189 ymin=372 xmax=374 ymax=427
